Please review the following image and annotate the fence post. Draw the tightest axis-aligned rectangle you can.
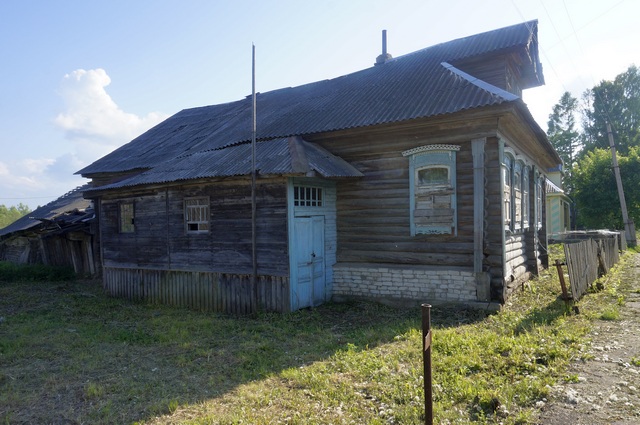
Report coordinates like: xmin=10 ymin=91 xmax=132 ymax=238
xmin=422 ymin=303 xmax=433 ymax=425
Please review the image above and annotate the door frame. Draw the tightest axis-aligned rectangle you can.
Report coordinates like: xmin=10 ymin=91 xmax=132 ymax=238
xmin=287 ymin=178 xmax=337 ymax=311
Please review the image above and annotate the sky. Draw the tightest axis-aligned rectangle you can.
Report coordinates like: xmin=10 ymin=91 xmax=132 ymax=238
xmin=0 ymin=0 xmax=637 ymax=210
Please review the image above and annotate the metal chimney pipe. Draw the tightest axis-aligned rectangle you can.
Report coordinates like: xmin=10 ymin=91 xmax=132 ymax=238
xmin=382 ymin=29 xmax=387 ymax=56
xmin=375 ymin=29 xmax=392 ymax=66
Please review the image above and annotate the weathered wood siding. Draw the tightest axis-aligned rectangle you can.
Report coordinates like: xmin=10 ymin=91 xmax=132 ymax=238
xmin=97 ymin=177 xmax=290 ymax=313
xmin=311 ymin=118 xmax=502 ymax=270
xmin=0 ymin=232 xmax=96 ymax=276
xmin=103 ymin=267 xmax=289 ymax=313
xmin=482 ymin=137 xmax=509 ymax=300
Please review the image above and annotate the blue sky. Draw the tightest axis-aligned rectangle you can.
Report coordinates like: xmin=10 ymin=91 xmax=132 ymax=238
xmin=0 ymin=0 xmax=637 ymax=209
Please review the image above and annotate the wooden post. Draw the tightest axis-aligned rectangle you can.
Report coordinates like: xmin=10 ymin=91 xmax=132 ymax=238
xmin=421 ymin=303 xmax=433 ymax=425
xmin=554 ymin=259 xmax=570 ymax=302
xmin=607 ymin=123 xmax=636 ymax=246
xmin=472 ymin=138 xmax=490 ymax=301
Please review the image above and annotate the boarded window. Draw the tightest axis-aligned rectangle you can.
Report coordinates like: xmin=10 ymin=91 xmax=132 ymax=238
xmin=119 ymin=202 xmax=135 ymax=233
xmin=404 ymin=145 xmax=458 ymax=236
xmin=294 ymin=186 xmax=323 ymax=207
xmin=185 ymin=197 xmax=210 ymax=233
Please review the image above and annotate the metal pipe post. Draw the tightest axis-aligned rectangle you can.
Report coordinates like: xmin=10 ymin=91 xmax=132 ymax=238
xmin=422 ymin=303 xmax=433 ymax=425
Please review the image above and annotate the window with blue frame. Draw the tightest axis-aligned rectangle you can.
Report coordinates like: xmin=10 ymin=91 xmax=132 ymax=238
xmin=403 ymin=145 xmax=459 ymax=236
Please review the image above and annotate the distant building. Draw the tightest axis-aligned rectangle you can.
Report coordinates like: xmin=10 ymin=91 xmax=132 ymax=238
xmin=546 ymin=165 xmax=572 ymax=239
xmin=0 ymin=185 xmax=97 ymax=276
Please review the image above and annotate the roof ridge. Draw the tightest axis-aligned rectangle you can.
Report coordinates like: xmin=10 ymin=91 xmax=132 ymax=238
xmin=440 ymin=62 xmax=519 ymax=102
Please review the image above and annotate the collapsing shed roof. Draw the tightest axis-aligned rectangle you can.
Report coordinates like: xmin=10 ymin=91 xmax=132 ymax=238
xmin=78 ymin=20 xmax=547 ymax=181
xmin=0 ymin=185 xmax=93 ymax=238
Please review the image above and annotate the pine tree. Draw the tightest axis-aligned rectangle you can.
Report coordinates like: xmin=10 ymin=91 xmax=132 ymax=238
xmin=547 ymin=91 xmax=580 ymax=192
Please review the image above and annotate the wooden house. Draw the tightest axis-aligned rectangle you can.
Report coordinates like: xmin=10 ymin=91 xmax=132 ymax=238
xmin=0 ymin=185 xmax=97 ymax=276
xmin=78 ymin=21 xmax=561 ymax=313
xmin=546 ymin=166 xmax=572 ymax=239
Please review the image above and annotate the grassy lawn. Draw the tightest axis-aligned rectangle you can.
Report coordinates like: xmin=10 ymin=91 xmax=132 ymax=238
xmin=0 ymin=248 xmax=635 ymax=424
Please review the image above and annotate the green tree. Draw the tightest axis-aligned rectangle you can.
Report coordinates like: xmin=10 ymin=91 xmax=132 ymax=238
xmin=547 ymin=91 xmax=580 ymax=192
xmin=582 ymin=65 xmax=640 ymax=156
xmin=572 ymin=146 xmax=640 ymax=229
xmin=0 ymin=203 xmax=32 ymax=229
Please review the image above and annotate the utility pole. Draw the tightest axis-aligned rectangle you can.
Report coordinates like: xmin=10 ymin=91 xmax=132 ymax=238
xmin=607 ymin=122 xmax=636 ymax=246
xmin=251 ymin=44 xmax=258 ymax=312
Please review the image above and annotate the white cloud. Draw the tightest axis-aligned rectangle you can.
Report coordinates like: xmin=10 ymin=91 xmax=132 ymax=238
xmin=0 ymin=69 xmax=168 ymax=209
xmin=54 ymin=68 xmax=168 ymax=162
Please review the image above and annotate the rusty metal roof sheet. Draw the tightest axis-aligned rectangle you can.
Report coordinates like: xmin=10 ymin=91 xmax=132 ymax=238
xmin=78 ymin=20 xmax=542 ymax=178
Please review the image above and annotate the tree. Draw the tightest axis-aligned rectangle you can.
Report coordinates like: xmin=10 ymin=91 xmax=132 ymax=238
xmin=547 ymin=91 xmax=580 ymax=192
xmin=572 ymin=146 xmax=640 ymax=230
xmin=0 ymin=203 xmax=32 ymax=229
xmin=582 ymin=65 xmax=640 ymax=156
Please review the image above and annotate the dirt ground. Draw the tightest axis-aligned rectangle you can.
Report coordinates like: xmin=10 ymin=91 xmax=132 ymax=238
xmin=536 ymin=252 xmax=640 ymax=425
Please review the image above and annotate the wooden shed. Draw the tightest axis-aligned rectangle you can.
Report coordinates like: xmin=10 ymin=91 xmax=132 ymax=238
xmin=0 ymin=185 xmax=97 ymax=276
xmin=78 ymin=20 xmax=561 ymax=313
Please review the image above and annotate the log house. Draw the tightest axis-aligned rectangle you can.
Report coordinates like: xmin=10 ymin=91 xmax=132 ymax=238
xmin=78 ymin=21 xmax=561 ymax=312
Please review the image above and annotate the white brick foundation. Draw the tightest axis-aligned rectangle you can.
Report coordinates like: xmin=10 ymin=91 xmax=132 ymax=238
xmin=332 ymin=263 xmax=477 ymax=304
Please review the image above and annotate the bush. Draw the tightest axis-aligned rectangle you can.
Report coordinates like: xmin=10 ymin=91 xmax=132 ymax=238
xmin=0 ymin=261 xmax=76 ymax=282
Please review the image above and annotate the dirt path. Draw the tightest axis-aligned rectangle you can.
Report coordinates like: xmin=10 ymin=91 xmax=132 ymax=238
xmin=536 ymin=253 xmax=640 ymax=425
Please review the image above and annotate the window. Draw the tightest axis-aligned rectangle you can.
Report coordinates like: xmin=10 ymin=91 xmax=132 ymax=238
xmin=294 ymin=186 xmax=323 ymax=207
xmin=185 ymin=197 xmax=210 ymax=233
xmin=119 ymin=202 xmax=135 ymax=233
xmin=403 ymin=144 xmax=459 ymax=235
xmin=522 ymin=166 xmax=530 ymax=229
xmin=514 ymin=162 xmax=522 ymax=230
xmin=502 ymin=154 xmax=512 ymax=230
xmin=536 ymin=175 xmax=544 ymax=229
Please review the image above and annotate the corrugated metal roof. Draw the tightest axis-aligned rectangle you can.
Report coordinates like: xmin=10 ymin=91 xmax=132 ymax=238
xmin=78 ymin=20 xmax=543 ymax=177
xmin=0 ymin=185 xmax=93 ymax=238
xmin=85 ymin=137 xmax=363 ymax=194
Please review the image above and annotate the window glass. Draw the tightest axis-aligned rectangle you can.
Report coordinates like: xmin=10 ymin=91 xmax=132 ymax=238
xmin=294 ymin=186 xmax=323 ymax=207
xmin=417 ymin=166 xmax=449 ymax=186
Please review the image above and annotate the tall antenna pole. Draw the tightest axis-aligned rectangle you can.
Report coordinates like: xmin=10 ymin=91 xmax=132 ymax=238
xmin=607 ymin=122 xmax=636 ymax=246
xmin=251 ymin=44 xmax=258 ymax=312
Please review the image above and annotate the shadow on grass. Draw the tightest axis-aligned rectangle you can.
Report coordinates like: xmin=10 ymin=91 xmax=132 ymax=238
xmin=0 ymin=279 xmax=489 ymax=424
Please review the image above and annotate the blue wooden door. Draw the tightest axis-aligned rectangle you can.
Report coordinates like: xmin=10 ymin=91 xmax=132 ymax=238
xmin=292 ymin=216 xmax=325 ymax=309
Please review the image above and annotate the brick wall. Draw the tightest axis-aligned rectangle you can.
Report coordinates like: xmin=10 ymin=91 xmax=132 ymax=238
xmin=332 ymin=263 xmax=477 ymax=304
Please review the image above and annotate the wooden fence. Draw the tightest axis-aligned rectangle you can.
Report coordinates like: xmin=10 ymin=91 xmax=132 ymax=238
xmin=562 ymin=232 xmax=624 ymax=301
xmin=103 ymin=267 xmax=290 ymax=314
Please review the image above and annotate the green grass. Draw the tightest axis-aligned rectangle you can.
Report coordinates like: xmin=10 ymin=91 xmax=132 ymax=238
xmin=0 ymin=261 xmax=75 ymax=282
xmin=1 ymin=248 xmax=637 ymax=424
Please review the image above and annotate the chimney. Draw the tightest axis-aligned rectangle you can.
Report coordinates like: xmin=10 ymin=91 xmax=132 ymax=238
xmin=375 ymin=30 xmax=392 ymax=66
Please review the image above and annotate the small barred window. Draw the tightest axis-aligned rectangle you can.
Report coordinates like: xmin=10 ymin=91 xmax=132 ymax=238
xmin=185 ymin=197 xmax=210 ymax=233
xmin=294 ymin=186 xmax=323 ymax=207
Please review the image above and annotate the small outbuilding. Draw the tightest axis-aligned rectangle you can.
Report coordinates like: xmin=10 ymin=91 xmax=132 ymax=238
xmin=0 ymin=185 xmax=97 ymax=276
xmin=78 ymin=21 xmax=561 ymax=313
